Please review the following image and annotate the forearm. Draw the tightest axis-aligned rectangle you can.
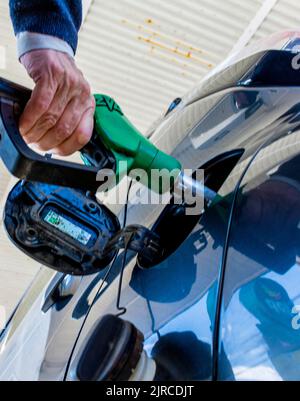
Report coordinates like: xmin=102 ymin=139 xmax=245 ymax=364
xmin=9 ymin=0 xmax=82 ymax=57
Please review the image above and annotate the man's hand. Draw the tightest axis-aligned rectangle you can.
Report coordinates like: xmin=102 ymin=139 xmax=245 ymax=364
xmin=20 ymin=49 xmax=95 ymax=156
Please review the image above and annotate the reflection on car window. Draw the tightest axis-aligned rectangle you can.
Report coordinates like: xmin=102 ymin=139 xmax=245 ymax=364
xmin=219 ymin=132 xmax=300 ymax=381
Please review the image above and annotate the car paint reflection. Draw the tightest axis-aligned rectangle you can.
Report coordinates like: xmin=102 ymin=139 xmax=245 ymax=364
xmin=219 ymin=152 xmax=300 ymax=380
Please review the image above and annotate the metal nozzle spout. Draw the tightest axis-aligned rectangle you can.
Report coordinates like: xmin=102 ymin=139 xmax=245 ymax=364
xmin=173 ymin=172 xmax=218 ymax=206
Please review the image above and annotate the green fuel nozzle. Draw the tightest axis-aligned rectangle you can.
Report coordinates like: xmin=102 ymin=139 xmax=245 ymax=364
xmin=85 ymin=94 xmax=182 ymax=194
xmin=81 ymin=94 xmax=220 ymax=205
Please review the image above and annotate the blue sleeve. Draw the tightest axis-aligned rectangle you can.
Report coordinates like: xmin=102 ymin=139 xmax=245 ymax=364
xmin=9 ymin=0 xmax=82 ymax=53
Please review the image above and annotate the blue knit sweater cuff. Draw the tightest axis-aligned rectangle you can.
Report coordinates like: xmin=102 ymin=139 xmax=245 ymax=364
xmin=9 ymin=1 xmax=82 ymax=53
xmin=17 ymin=32 xmax=74 ymax=59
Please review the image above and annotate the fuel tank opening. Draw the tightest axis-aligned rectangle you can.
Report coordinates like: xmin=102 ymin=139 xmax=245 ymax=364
xmin=137 ymin=149 xmax=244 ymax=269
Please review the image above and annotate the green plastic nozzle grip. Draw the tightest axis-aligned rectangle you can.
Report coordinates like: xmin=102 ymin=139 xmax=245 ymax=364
xmin=92 ymin=94 xmax=181 ymax=193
